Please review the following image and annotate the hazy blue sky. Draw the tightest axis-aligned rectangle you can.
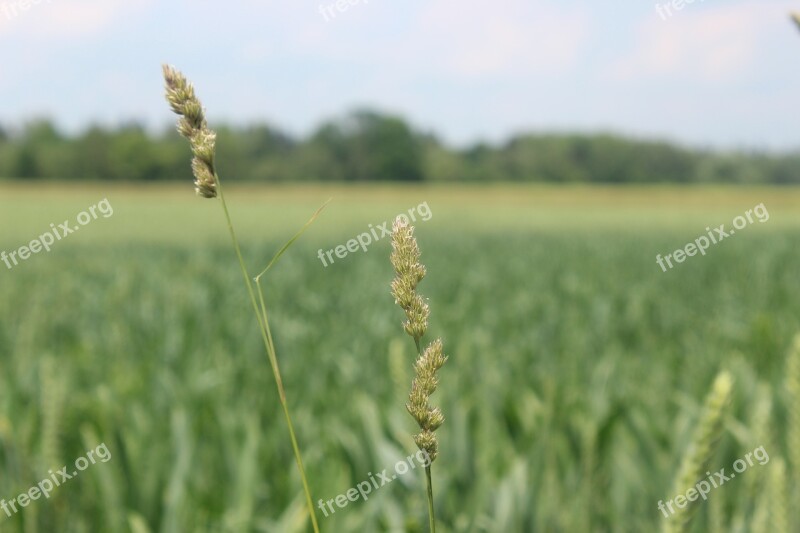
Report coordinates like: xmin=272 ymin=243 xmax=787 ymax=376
xmin=1 ymin=0 xmax=798 ymax=149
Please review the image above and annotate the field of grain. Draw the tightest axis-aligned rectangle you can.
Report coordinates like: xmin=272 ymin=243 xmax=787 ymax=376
xmin=0 ymin=183 xmax=798 ymax=532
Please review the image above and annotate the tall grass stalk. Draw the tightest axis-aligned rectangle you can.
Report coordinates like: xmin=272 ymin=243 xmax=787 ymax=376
xmin=663 ymin=371 xmax=732 ymax=533
xmin=162 ymin=64 xmax=323 ymax=533
xmin=784 ymin=334 xmax=800 ymax=518
xmin=390 ymin=218 xmax=448 ymax=532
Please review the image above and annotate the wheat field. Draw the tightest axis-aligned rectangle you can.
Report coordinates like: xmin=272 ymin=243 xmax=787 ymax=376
xmin=0 ymin=183 xmax=798 ymax=532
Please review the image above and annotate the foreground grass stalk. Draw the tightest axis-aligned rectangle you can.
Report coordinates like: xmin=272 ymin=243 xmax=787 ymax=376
xmin=663 ymin=371 xmax=732 ymax=533
xmin=390 ymin=218 xmax=447 ymax=532
xmin=785 ymin=335 xmax=800 ymax=517
xmin=163 ymin=64 xmax=321 ymax=533
xmin=250 ymin=204 xmax=327 ymax=533
xmin=218 ymin=181 xmax=321 ymax=533
xmin=425 ymin=465 xmax=435 ymax=533
xmin=255 ymin=282 xmax=318 ymax=533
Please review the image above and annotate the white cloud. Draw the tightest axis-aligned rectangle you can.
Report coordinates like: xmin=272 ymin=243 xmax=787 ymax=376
xmin=0 ymin=0 xmax=153 ymax=38
xmin=268 ymin=0 xmax=591 ymax=78
xmin=411 ymin=0 xmax=591 ymax=78
xmin=609 ymin=3 xmax=788 ymax=83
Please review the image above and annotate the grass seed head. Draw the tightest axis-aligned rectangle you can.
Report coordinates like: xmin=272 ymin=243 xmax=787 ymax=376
xmin=664 ymin=371 xmax=732 ymax=533
xmin=784 ymin=334 xmax=800 ymax=479
xmin=389 ymin=218 xmax=448 ymax=464
xmin=390 ymin=218 xmax=429 ymax=341
xmin=162 ymin=64 xmax=217 ymax=198
xmin=768 ymin=456 xmax=789 ymax=533
xmin=406 ymin=339 xmax=448 ymax=462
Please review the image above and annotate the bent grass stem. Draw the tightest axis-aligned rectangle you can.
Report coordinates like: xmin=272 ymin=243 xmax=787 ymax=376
xmin=217 ymin=177 xmax=324 ymax=533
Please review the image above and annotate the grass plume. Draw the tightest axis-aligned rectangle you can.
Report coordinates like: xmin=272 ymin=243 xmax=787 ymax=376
xmin=769 ymin=456 xmax=789 ymax=533
xmin=162 ymin=64 xmax=322 ymax=532
xmin=162 ymin=65 xmax=218 ymax=199
xmin=663 ymin=370 xmax=732 ymax=533
xmin=791 ymin=11 xmax=800 ymax=32
xmin=784 ymin=334 xmax=800 ymax=516
xmin=390 ymin=217 xmax=447 ymax=532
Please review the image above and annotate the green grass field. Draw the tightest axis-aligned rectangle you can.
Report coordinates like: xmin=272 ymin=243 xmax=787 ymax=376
xmin=1 ymin=183 xmax=799 ymax=532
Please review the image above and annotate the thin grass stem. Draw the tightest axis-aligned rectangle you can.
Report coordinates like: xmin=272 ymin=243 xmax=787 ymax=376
xmin=255 ymin=281 xmax=319 ymax=533
xmin=215 ymin=177 xmax=321 ymax=533
xmin=425 ymin=465 xmax=436 ymax=533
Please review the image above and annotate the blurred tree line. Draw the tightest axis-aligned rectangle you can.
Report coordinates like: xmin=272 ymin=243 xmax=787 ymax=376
xmin=2 ymin=110 xmax=799 ymax=183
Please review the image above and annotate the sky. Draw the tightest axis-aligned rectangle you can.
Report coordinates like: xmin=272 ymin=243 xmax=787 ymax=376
xmin=0 ymin=0 xmax=799 ymax=150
